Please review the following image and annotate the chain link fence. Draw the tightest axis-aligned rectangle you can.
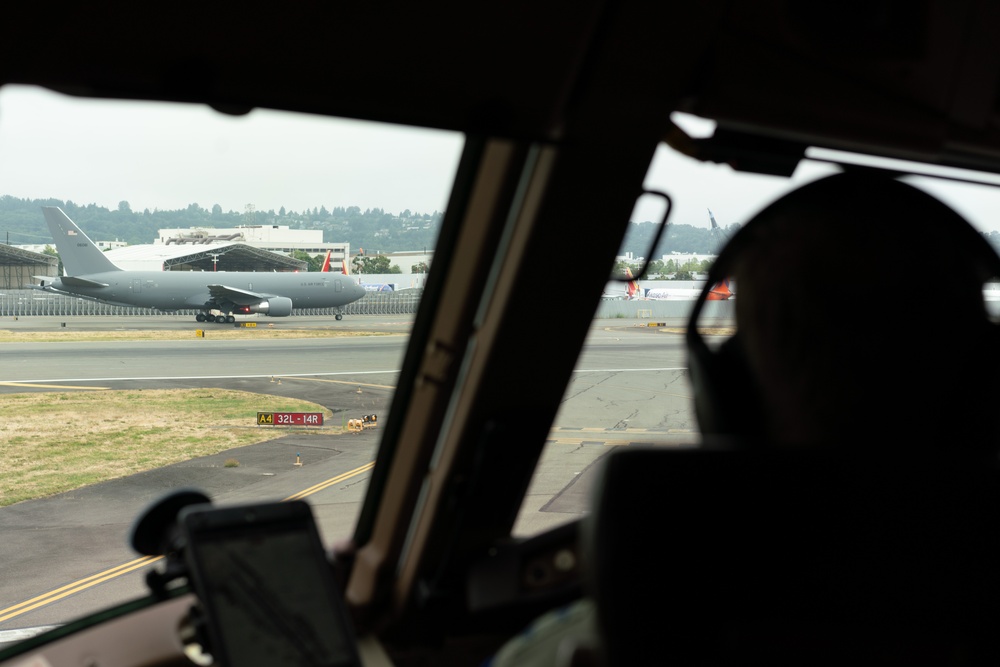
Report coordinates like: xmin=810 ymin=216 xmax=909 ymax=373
xmin=0 ymin=289 xmax=424 ymax=317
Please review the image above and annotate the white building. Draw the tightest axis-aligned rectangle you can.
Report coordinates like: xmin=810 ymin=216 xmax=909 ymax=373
xmin=383 ymin=250 xmax=433 ymax=274
xmin=17 ymin=240 xmax=128 ymax=253
xmin=156 ymin=225 xmax=346 ymax=261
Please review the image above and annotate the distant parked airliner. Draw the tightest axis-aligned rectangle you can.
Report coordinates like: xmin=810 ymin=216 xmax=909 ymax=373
xmin=34 ymin=207 xmax=366 ymax=322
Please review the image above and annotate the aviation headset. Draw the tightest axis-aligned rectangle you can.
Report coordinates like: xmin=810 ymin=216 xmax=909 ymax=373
xmin=685 ymin=169 xmax=1000 ymax=442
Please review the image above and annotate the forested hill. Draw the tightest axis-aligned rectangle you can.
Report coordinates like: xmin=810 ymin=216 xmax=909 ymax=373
xmin=0 ymin=196 xmax=445 ymax=254
xmin=0 ymin=195 xmax=733 ymax=255
xmin=4 ymin=195 xmax=1000 ymax=258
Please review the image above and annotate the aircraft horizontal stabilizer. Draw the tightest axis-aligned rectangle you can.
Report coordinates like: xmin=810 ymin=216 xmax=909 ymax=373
xmin=61 ymin=276 xmax=111 ymax=288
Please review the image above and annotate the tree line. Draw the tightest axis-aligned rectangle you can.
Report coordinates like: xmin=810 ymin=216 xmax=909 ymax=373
xmin=1 ymin=194 xmax=741 ymax=257
xmin=7 ymin=194 xmax=1000 ymax=263
xmin=0 ymin=195 xmax=445 ymax=254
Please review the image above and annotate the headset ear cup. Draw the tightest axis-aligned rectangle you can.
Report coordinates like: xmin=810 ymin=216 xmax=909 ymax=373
xmin=687 ymin=329 xmax=719 ymax=434
xmin=688 ymin=332 xmax=736 ymax=436
xmin=689 ymin=334 xmax=764 ymax=443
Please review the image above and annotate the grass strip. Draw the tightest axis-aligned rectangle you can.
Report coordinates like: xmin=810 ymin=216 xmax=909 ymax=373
xmin=0 ymin=328 xmax=394 ymax=343
xmin=0 ymin=388 xmax=336 ymax=507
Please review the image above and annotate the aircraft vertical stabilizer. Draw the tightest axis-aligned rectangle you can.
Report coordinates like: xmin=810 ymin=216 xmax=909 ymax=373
xmin=707 ymin=278 xmax=734 ymax=300
xmin=625 ymin=267 xmax=642 ymax=299
xmin=42 ymin=206 xmax=120 ymax=276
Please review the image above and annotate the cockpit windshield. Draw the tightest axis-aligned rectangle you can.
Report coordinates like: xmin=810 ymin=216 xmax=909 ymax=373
xmin=0 ymin=84 xmax=462 ymax=642
xmin=514 ymin=116 xmax=1000 ymax=537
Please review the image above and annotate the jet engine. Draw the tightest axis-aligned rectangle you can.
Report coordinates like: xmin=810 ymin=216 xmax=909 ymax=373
xmin=238 ymin=297 xmax=293 ymax=317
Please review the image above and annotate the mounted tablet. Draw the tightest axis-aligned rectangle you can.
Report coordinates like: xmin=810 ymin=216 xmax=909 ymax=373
xmin=179 ymin=500 xmax=362 ymax=667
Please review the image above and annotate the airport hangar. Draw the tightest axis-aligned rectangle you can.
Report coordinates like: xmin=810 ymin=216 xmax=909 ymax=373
xmin=0 ymin=241 xmax=314 ymax=291
xmin=102 ymin=242 xmax=310 ymax=273
xmin=0 ymin=245 xmax=58 ymax=288
xmin=10 ymin=224 xmax=353 ymax=282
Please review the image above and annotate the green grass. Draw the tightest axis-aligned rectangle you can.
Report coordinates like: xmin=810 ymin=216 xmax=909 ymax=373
xmin=0 ymin=388 xmax=338 ymax=507
xmin=0 ymin=328 xmax=395 ymax=343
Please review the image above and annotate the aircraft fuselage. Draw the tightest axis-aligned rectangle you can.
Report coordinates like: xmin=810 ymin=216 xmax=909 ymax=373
xmin=41 ymin=270 xmax=365 ymax=314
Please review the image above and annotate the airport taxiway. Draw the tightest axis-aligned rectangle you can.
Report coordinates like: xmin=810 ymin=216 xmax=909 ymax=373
xmin=0 ymin=315 xmax=698 ymax=638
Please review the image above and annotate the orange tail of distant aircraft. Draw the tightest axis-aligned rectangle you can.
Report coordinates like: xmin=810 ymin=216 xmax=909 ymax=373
xmin=625 ymin=267 xmax=642 ymax=300
xmin=320 ymin=250 xmax=332 ymax=272
xmin=706 ymin=278 xmax=733 ymax=300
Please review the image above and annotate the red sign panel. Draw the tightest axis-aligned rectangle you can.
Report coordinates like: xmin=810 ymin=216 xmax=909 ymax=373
xmin=257 ymin=412 xmax=324 ymax=426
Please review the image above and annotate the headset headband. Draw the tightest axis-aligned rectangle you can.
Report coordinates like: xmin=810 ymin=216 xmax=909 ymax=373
xmin=685 ymin=169 xmax=1000 ymax=441
xmin=688 ymin=171 xmax=1000 ymax=343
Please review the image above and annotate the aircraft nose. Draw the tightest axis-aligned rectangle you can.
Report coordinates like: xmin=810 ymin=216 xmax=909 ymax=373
xmin=352 ymin=283 xmax=366 ymax=300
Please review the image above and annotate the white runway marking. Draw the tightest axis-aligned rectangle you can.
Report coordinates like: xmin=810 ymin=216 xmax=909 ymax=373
xmin=0 ymin=625 xmax=59 ymax=643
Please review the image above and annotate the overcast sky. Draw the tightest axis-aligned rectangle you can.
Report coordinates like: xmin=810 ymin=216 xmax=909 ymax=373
xmin=0 ymin=85 xmax=464 ymax=217
xmin=644 ymin=114 xmax=1000 ymax=234
xmin=2 ymin=84 xmax=1000 ymax=235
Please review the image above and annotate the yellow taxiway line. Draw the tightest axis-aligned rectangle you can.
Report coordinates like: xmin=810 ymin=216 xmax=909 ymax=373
xmin=0 ymin=461 xmax=375 ymax=624
xmin=272 ymin=377 xmax=396 ymax=390
xmin=0 ymin=556 xmax=159 ymax=624
xmin=284 ymin=461 xmax=376 ymax=501
xmin=0 ymin=382 xmax=109 ymax=391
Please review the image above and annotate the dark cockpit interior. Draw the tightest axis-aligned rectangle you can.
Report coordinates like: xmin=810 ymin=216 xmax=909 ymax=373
xmin=4 ymin=2 xmax=1000 ymax=665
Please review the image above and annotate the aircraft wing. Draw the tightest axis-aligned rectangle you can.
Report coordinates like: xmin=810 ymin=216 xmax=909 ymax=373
xmin=207 ymin=284 xmax=274 ymax=305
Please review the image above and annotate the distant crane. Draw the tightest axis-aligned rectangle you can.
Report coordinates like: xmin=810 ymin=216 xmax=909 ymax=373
xmin=708 ymin=208 xmax=733 ymax=252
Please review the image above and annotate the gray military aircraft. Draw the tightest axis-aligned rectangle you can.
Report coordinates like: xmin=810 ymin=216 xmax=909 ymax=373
xmin=35 ymin=206 xmax=367 ymax=322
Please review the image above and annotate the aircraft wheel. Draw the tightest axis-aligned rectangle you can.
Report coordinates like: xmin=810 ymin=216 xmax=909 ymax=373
xmin=205 ymin=314 xmax=216 ymax=322
xmin=196 ymin=313 xmax=206 ymax=322
xmin=226 ymin=315 xmax=236 ymax=323
xmin=336 ymin=314 xmax=343 ymax=321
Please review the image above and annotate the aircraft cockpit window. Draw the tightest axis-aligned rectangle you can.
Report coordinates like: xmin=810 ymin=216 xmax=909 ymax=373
xmin=607 ymin=189 xmax=673 ymax=284
xmin=808 ymin=146 xmax=1000 ymax=322
xmin=512 ymin=128 xmax=1000 ymax=537
xmin=0 ymin=84 xmax=462 ymax=645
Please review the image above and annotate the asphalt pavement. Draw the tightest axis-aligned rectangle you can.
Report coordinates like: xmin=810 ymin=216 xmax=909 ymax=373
xmin=0 ymin=314 xmax=699 ymax=644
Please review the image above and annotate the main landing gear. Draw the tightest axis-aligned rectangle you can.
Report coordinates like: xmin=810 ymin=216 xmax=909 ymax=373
xmin=196 ymin=312 xmax=236 ymax=324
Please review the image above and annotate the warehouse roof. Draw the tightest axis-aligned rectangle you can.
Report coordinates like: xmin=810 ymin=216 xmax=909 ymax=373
xmin=104 ymin=242 xmax=306 ymax=272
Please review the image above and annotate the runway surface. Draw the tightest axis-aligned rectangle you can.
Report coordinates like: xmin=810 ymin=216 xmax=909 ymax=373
xmin=0 ymin=314 xmax=700 ymax=643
